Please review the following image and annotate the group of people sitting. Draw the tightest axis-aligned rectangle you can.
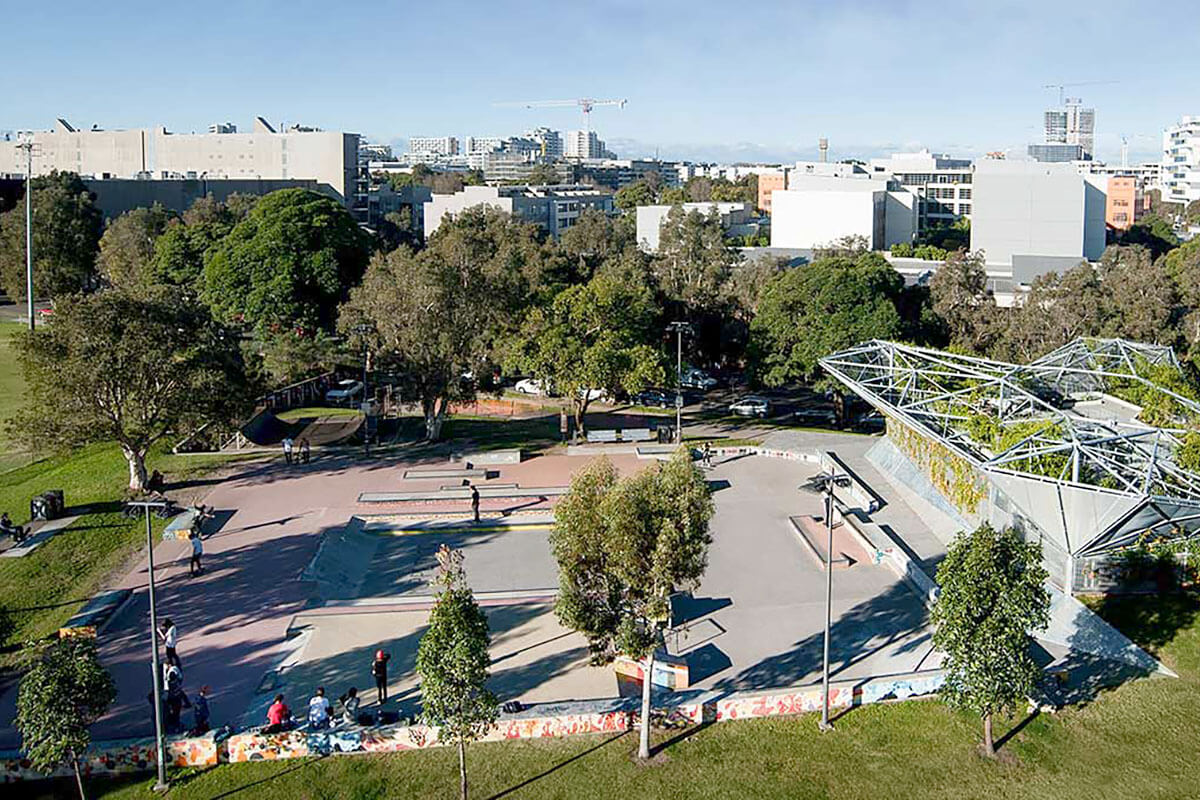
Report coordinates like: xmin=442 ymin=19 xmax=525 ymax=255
xmin=0 ymin=512 xmax=29 ymax=544
xmin=264 ymin=686 xmax=362 ymax=733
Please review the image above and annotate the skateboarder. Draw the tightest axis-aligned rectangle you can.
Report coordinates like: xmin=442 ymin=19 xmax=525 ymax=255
xmin=470 ymin=484 xmax=481 ymax=523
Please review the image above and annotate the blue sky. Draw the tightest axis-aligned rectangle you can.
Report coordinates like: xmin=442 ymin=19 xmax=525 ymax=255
xmin=3 ymin=0 xmax=1196 ymax=163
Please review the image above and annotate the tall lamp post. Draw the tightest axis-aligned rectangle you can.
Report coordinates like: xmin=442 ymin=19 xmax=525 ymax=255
xmin=126 ymin=499 xmax=170 ymax=791
xmin=354 ymin=323 xmax=373 ymax=456
xmin=15 ymin=134 xmax=39 ymax=331
xmin=800 ymin=469 xmax=850 ymax=731
xmin=667 ymin=321 xmax=692 ymax=444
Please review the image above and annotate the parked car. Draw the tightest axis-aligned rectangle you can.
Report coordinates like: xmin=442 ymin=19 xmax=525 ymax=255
xmin=578 ymin=387 xmax=608 ymax=402
xmin=514 ymin=378 xmax=549 ymax=395
xmin=729 ymin=396 xmax=771 ymax=418
xmin=681 ymin=368 xmax=719 ymax=391
xmin=632 ymin=389 xmax=673 ymax=408
xmin=324 ymin=379 xmax=364 ymax=405
xmin=793 ymin=407 xmax=838 ymax=427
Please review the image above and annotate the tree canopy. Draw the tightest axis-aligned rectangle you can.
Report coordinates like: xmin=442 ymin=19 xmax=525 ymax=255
xmin=0 ymin=171 xmax=102 ymax=300
xmin=931 ymin=524 xmax=1050 ymax=757
xmin=203 ymin=188 xmax=371 ymax=335
xmin=96 ymin=204 xmax=176 ymax=292
xmin=12 ymin=288 xmax=250 ymax=490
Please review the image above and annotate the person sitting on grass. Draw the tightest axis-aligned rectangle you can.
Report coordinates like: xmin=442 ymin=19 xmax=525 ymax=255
xmin=264 ymin=694 xmax=293 ymax=733
xmin=0 ymin=512 xmax=27 ymax=544
xmin=339 ymin=687 xmax=360 ymax=726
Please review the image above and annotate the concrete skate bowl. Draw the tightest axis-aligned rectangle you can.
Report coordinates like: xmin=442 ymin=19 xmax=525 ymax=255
xmin=238 ymin=408 xmax=364 ymax=447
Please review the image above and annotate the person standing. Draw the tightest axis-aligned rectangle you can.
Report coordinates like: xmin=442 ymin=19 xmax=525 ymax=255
xmin=300 ymin=437 xmax=311 ymax=464
xmin=470 ymin=484 xmax=481 ymax=524
xmin=158 ymin=618 xmax=180 ymax=667
xmin=190 ymin=686 xmax=211 ymax=735
xmin=371 ymin=650 xmax=390 ymax=705
xmin=282 ymin=436 xmax=294 ymax=465
xmin=188 ymin=529 xmax=204 ymax=577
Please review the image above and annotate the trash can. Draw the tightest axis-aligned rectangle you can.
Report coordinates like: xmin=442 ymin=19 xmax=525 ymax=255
xmin=30 ymin=490 xmax=65 ymax=521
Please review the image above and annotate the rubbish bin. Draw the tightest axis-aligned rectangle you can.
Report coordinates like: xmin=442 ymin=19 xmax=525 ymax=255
xmin=30 ymin=490 xmax=65 ymax=521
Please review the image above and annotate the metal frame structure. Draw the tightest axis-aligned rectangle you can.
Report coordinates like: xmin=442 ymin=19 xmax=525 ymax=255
xmin=820 ymin=338 xmax=1200 ymax=574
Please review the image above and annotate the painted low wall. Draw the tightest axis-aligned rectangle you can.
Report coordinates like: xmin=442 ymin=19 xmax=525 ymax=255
xmin=1 ymin=670 xmax=943 ymax=783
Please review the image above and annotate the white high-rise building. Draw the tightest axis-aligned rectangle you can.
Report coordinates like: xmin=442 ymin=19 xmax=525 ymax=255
xmin=1044 ymin=99 xmax=1096 ymax=159
xmin=526 ymin=127 xmax=563 ymax=159
xmin=1163 ymin=116 xmax=1200 ymax=205
xmin=565 ymin=130 xmax=607 ymax=160
xmin=409 ymin=136 xmax=459 ymax=156
xmin=465 ymin=136 xmax=504 ymax=155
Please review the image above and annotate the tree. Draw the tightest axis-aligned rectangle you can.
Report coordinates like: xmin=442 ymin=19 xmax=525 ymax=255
xmin=0 ymin=171 xmax=102 ymax=300
xmin=150 ymin=194 xmax=251 ymax=289
xmin=1098 ymin=245 xmax=1179 ymax=344
xmin=526 ymin=163 xmax=561 ymax=186
xmin=507 ymin=267 xmax=664 ymax=435
xmin=204 ymin=188 xmax=371 ymax=335
xmin=930 ymin=524 xmax=1050 ymax=757
xmin=749 ymin=252 xmax=905 ymax=386
xmin=560 ymin=207 xmax=633 ymax=276
xmin=12 ymin=289 xmax=249 ymax=491
xmin=1118 ymin=213 xmax=1179 ymax=259
xmin=416 ymin=545 xmax=498 ymax=800
xmin=96 ymin=205 xmax=176 ymax=291
xmin=997 ymin=262 xmax=1106 ymax=362
xmin=16 ymin=638 xmax=116 ymax=800
xmin=929 ymin=251 xmax=997 ymax=354
xmin=551 ymin=450 xmax=713 ymax=759
xmin=614 ymin=180 xmax=657 ymax=210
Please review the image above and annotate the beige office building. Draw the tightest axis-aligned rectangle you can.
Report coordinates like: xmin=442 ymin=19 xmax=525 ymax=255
xmin=3 ymin=117 xmax=363 ymax=212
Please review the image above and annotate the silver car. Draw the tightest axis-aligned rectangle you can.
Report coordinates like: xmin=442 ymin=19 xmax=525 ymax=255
xmin=729 ymin=396 xmax=770 ymax=418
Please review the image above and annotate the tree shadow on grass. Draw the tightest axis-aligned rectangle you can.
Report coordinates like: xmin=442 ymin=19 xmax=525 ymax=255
xmin=485 ymin=731 xmax=628 ymax=800
xmin=1082 ymin=591 xmax=1199 ymax=658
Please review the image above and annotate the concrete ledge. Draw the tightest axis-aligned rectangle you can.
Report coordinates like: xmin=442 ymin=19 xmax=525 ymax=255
xmin=0 ymin=515 xmax=80 ymax=558
xmin=402 ymin=468 xmax=489 ymax=480
xmin=462 ymin=449 xmax=523 ymax=465
xmin=358 ymin=486 xmax=567 ymax=503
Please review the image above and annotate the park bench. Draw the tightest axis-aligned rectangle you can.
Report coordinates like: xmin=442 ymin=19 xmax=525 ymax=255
xmin=586 ymin=429 xmax=618 ymax=443
xmin=163 ymin=508 xmax=200 ymax=541
xmin=621 ymin=428 xmax=655 ymax=443
xmin=59 ymin=588 xmax=133 ymax=639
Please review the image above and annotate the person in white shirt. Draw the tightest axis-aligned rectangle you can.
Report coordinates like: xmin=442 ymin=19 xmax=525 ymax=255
xmin=158 ymin=618 xmax=180 ymax=667
xmin=307 ymin=686 xmax=332 ymax=729
xmin=282 ymin=437 xmax=294 ymax=465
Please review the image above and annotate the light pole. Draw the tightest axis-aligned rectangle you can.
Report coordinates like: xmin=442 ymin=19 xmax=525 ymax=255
xmin=126 ymin=499 xmax=170 ymax=791
xmin=355 ymin=323 xmax=373 ymax=456
xmin=15 ymin=135 xmax=39 ymax=331
xmin=667 ymin=322 xmax=691 ymax=444
xmin=800 ymin=469 xmax=850 ymax=732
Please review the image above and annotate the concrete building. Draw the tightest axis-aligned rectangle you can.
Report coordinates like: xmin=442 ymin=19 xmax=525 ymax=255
xmin=769 ymin=174 xmax=916 ymax=251
xmin=1105 ymin=176 xmax=1148 ymax=231
xmin=465 ymin=137 xmax=504 ymax=155
xmin=479 ymin=152 xmax=569 ymax=184
xmin=1045 ymin=99 xmax=1096 ymax=159
xmin=1028 ymin=143 xmax=1088 ymax=163
xmin=1 ymin=117 xmax=364 ymax=218
xmin=367 ymin=182 xmax=433 ymax=236
xmin=1163 ymin=116 xmax=1200 ymax=205
xmin=409 ymin=136 xmax=459 ymax=156
xmin=565 ymin=131 xmax=608 ymax=160
xmin=359 ymin=142 xmax=394 ymax=162
xmin=970 ymin=160 xmax=1106 ymax=283
xmin=868 ymin=150 xmax=973 ymax=227
xmin=83 ymin=177 xmax=333 ymax=221
xmin=423 ymin=184 xmax=613 ymax=240
xmin=570 ymin=159 xmax=681 ymax=190
xmin=635 ymin=202 xmax=756 ymax=252
xmin=757 ymin=171 xmax=786 ymax=213
xmin=526 ymin=127 xmax=563 ymax=160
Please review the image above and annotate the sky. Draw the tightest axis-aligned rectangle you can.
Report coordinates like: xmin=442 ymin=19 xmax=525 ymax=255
xmin=3 ymin=0 xmax=1197 ymax=164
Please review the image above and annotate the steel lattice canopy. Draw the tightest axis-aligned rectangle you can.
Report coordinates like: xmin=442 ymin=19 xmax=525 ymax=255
xmin=819 ymin=338 xmax=1200 ymax=558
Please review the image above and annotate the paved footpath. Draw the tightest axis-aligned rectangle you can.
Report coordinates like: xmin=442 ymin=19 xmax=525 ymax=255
xmin=0 ymin=450 xmax=644 ymax=747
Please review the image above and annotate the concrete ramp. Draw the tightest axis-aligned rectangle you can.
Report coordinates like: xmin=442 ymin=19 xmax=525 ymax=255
xmin=300 ymin=518 xmax=381 ymax=601
xmin=295 ymin=412 xmax=364 ymax=445
xmin=1038 ymin=589 xmax=1175 ymax=677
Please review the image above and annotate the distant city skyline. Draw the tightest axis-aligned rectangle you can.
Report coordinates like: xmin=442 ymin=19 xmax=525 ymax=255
xmin=3 ymin=0 xmax=1193 ymax=165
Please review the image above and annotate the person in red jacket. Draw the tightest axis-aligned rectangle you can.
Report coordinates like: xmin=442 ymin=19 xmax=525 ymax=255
xmin=265 ymin=694 xmax=293 ymax=733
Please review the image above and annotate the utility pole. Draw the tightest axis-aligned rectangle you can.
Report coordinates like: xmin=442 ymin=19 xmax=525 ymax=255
xmin=15 ymin=135 xmax=39 ymax=331
xmin=126 ymin=499 xmax=170 ymax=792
xmin=667 ymin=322 xmax=691 ymax=444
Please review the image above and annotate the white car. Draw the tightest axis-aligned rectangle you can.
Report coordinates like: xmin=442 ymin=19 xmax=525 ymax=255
xmin=514 ymin=378 xmax=549 ymax=395
xmin=325 ymin=379 xmax=364 ymax=404
xmin=578 ymin=387 xmax=608 ymax=402
xmin=729 ymin=396 xmax=771 ymax=418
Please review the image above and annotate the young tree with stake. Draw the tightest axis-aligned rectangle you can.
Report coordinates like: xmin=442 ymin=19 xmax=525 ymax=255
xmin=930 ymin=523 xmax=1050 ymax=757
xmin=15 ymin=638 xmax=116 ymax=800
xmin=551 ymin=449 xmax=713 ymax=759
xmin=415 ymin=545 xmax=498 ymax=800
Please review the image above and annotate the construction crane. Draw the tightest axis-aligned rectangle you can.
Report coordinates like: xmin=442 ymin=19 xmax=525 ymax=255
xmin=1042 ymin=80 xmax=1118 ymax=105
xmin=494 ymin=98 xmax=627 ymax=131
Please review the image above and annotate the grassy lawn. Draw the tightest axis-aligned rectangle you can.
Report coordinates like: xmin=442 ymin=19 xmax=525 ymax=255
xmin=441 ymin=415 xmax=563 ymax=453
xmin=13 ymin=592 xmax=1196 ymax=799
xmin=275 ymin=406 xmax=363 ymax=422
xmin=0 ymin=322 xmax=31 ymax=473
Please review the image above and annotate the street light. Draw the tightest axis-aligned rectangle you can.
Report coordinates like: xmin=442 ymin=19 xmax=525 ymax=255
xmin=15 ymin=134 xmax=40 ymax=332
xmin=667 ymin=321 xmax=692 ymax=444
xmin=354 ymin=323 xmax=373 ymax=456
xmin=125 ymin=499 xmax=170 ymax=792
xmin=800 ymin=469 xmax=851 ymax=732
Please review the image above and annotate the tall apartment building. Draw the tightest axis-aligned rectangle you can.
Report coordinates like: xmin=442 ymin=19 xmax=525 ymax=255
xmin=1043 ymin=99 xmax=1095 ymax=159
xmin=1163 ymin=116 xmax=1200 ymax=205
xmin=424 ymin=184 xmax=614 ymax=240
xmin=409 ymin=136 xmax=459 ymax=156
xmin=1 ymin=117 xmax=364 ymax=217
xmin=868 ymin=150 xmax=973 ymax=227
xmin=526 ymin=127 xmax=563 ymax=160
xmin=465 ymin=136 xmax=504 ymax=155
xmin=565 ymin=130 xmax=608 ymax=160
